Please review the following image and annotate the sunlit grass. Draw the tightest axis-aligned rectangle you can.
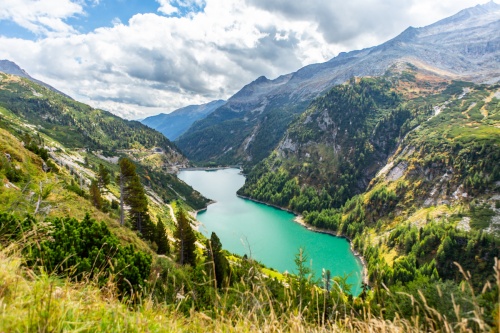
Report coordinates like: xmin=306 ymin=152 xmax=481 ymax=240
xmin=1 ymin=232 xmax=497 ymax=333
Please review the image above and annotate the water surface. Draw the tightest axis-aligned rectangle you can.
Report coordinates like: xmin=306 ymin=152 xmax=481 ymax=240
xmin=178 ymin=168 xmax=363 ymax=294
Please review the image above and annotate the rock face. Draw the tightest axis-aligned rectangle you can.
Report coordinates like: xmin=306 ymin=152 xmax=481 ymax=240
xmin=141 ymin=100 xmax=225 ymax=140
xmin=0 ymin=60 xmax=31 ymax=77
xmin=177 ymin=2 xmax=500 ymax=165
xmin=0 ymin=59 xmax=72 ymax=98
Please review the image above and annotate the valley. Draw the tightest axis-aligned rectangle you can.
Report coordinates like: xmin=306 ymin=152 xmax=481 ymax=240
xmin=178 ymin=168 xmax=364 ymax=295
xmin=0 ymin=2 xmax=499 ymax=332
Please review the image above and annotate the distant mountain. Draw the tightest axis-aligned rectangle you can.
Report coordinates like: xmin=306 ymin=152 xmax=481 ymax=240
xmin=0 ymin=59 xmax=72 ymax=98
xmin=141 ymin=100 xmax=225 ymax=140
xmin=176 ymin=1 xmax=500 ymax=166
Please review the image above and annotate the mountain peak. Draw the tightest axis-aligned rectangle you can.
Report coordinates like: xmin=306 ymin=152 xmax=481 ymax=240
xmin=0 ymin=59 xmax=72 ymax=99
xmin=0 ymin=60 xmax=31 ymax=78
xmin=253 ymin=75 xmax=269 ymax=84
xmin=473 ymin=0 xmax=500 ymax=12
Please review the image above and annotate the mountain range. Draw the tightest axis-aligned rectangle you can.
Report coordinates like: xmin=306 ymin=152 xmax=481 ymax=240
xmin=175 ymin=1 xmax=500 ymax=166
xmin=0 ymin=3 xmax=499 ymax=331
xmin=141 ymin=100 xmax=225 ymax=140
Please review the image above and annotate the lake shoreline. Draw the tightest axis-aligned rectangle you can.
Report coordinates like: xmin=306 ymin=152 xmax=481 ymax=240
xmin=293 ymin=215 xmax=369 ymax=286
xmin=179 ymin=166 xmax=242 ymax=172
xmin=180 ymin=168 xmax=368 ymax=292
xmin=238 ymin=194 xmax=369 ymax=286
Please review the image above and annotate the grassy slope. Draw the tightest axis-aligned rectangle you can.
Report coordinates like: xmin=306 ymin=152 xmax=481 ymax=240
xmin=1 ymin=70 xmax=499 ymax=331
xmin=0 ymin=73 xmax=209 ymax=210
xmin=1 ymin=247 xmax=496 ymax=332
xmin=0 ymin=127 xmax=156 ymax=253
xmin=369 ymin=81 xmax=500 ymax=235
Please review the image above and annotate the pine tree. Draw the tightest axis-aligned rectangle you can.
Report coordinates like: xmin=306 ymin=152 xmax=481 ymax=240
xmin=125 ymin=173 xmax=149 ymax=233
xmin=156 ymin=217 xmax=170 ymax=255
xmin=89 ymin=179 xmax=102 ymax=210
xmin=118 ymin=158 xmax=136 ymax=226
xmin=204 ymin=232 xmax=229 ymax=288
xmin=98 ymin=163 xmax=111 ymax=189
xmin=294 ymin=247 xmax=312 ymax=308
xmin=174 ymin=207 xmax=197 ymax=266
xmin=118 ymin=157 xmax=152 ymax=240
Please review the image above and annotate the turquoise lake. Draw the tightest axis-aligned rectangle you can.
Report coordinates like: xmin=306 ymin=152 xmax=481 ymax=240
xmin=178 ymin=168 xmax=363 ymax=294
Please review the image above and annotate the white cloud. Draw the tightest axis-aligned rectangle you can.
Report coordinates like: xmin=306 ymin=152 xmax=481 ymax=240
xmin=0 ymin=0 xmax=83 ymax=37
xmin=0 ymin=0 xmax=491 ymax=119
xmin=157 ymin=0 xmax=206 ymax=16
xmin=157 ymin=0 xmax=178 ymax=15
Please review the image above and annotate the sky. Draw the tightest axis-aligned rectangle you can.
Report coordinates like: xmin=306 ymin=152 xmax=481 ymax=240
xmin=0 ymin=0 xmax=492 ymax=119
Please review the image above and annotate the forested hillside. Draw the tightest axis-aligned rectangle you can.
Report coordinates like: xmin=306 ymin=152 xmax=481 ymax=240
xmin=0 ymin=72 xmax=209 ymax=209
xmin=1 ymin=1 xmax=499 ymax=332
xmin=240 ymin=71 xmax=500 ymax=216
xmin=236 ymin=68 xmax=500 ymax=329
xmin=176 ymin=2 xmax=500 ymax=167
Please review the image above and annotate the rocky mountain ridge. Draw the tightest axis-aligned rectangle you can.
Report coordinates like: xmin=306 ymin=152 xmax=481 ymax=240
xmin=176 ymin=2 xmax=500 ymax=166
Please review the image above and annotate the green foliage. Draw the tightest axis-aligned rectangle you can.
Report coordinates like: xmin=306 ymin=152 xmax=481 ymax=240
xmin=135 ymin=163 xmax=209 ymax=210
xmin=0 ymin=212 xmax=152 ymax=295
xmin=155 ymin=217 xmax=170 ymax=255
xmin=441 ymin=80 xmax=474 ymax=96
xmin=294 ymin=248 xmax=313 ymax=307
xmin=174 ymin=207 xmax=197 ymax=266
xmin=65 ymin=179 xmax=86 ymax=197
xmin=365 ymin=186 xmax=398 ymax=222
xmin=400 ymin=84 xmax=500 ymax=202
xmin=385 ymin=221 xmax=499 ymax=290
xmin=119 ymin=157 xmax=153 ymax=241
xmin=240 ymin=77 xmax=417 ymax=212
xmin=204 ymin=232 xmax=230 ymax=288
xmin=0 ymin=153 xmax=24 ymax=182
xmin=383 ymin=276 xmax=475 ymax=325
xmin=176 ymin=94 xmax=307 ymax=166
xmin=177 ymin=117 xmax=252 ymax=164
xmin=469 ymin=203 xmax=495 ymax=229
xmin=305 ymin=208 xmax=342 ymax=231
xmin=0 ymin=79 xmax=175 ymax=153
xmin=0 ymin=74 xmax=208 ymax=211
xmin=97 ymin=163 xmax=111 ymax=188
xmin=88 ymin=179 xmax=103 ymax=210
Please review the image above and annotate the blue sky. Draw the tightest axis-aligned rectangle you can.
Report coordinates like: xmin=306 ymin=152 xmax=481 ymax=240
xmin=0 ymin=0 xmax=206 ymax=39
xmin=0 ymin=0 xmax=491 ymax=119
xmin=69 ymin=1 xmax=163 ymax=34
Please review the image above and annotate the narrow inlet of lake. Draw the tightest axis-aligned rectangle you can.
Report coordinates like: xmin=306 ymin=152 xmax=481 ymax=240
xmin=178 ymin=168 xmax=363 ymax=295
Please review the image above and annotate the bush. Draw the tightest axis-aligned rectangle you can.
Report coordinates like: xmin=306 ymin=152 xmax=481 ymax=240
xmin=0 ymin=212 xmax=152 ymax=295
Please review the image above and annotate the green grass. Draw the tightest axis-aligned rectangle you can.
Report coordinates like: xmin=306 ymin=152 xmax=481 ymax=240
xmin=449 ymin=126 xmax=500 ymax=144
xmin=469 ymin=204 xmax=496 ymax=230
xmin=0 ymin=244 xmax=497 ymax=332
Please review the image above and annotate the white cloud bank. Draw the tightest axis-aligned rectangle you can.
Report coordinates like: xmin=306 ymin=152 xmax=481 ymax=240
xmin=0 ymin=0 xmax=83 ymax=37
xmin=0 ymin=0 xmax=490 ymax=119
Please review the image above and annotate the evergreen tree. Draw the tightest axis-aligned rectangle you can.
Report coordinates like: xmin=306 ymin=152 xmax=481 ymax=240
xmin=174 ymin=207 xmax=197 ymax=266
xmin=118 ymin=157 xmax=136 ymax=226
xmin=118 ymin=157 xmax=153 ymax=240
xmin=125 ymin=173 xmax=149 ymax=233
xmin=89 ymin=179 xmax=102 ymax=210
xmin=156 ymin=217 xmax=170 ymax=255
xmin=98 ymin=163 xmax=111 ymax=189
xmin=204 ymin=232 xmax=230 ymax=288
xmin=294 ymin=247 xmax=312 ymax=308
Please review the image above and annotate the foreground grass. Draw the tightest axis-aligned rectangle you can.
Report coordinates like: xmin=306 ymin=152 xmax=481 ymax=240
xmin=1 ymin=242 xmax=498 ymax=333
